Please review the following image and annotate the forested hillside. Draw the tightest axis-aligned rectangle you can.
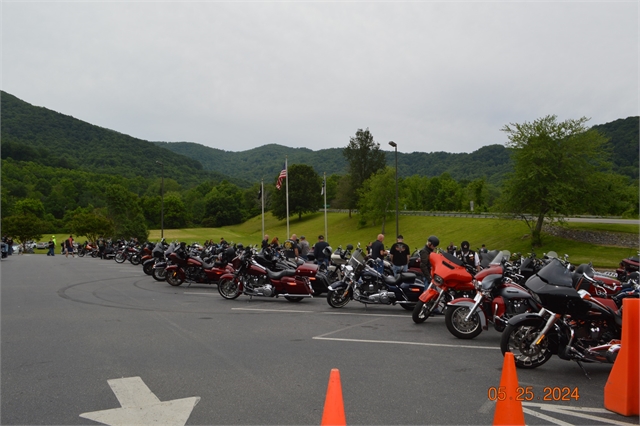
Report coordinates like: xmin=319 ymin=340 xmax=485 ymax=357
xmin=153 ymin=141 xmax=513 ymax=184
xmin=1 ymin=91 xmax=636 ymax=243
xmin=592 ymin=117 xmax=639 ymax=179
xmin=0 ymin=91 xmax=242 ymax=188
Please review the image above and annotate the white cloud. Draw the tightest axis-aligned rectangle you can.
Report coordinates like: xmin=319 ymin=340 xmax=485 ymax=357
xmin=3 ymin=1 xmax=637 ymax=154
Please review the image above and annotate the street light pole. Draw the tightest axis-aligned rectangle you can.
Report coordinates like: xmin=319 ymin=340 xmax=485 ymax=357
xmin=388 ymin=141 xmax=399 ymax=237
xmin=156 ymin=161 xmax=164 ymax=239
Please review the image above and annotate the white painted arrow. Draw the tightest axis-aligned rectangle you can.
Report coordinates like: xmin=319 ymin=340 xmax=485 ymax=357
xmin=80 ymin=376 xmax=200 ymax=426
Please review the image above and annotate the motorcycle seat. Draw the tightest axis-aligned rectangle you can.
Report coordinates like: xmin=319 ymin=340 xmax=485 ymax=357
xmin=267 ymin=269 xmax=296 ymax=280
xmin=384 ymin=272 xmax=417 ymax=286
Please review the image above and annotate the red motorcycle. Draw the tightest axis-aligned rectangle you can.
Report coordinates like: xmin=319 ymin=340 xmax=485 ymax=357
xmin=444 ymin=251 xmax=539 ymax=339
xmin=412 ymin=251 xmax=477 ymax=323
xmin=217 ymin=247 xmax=314 ymax=302
xmin=165 ymin=245 xmax=236 ymax=287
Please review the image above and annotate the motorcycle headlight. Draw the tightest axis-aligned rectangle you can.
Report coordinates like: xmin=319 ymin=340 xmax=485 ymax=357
xmin=473 ymin=279 xmax=481 ymax=290
xmin=434 ymin=275 xmax=444 ymax=285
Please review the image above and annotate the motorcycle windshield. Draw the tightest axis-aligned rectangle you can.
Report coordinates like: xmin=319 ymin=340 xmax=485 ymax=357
xmin=535 ymin=258 xmax=573 ymax=288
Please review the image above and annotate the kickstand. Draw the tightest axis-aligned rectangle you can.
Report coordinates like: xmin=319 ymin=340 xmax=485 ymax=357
xmin=576 ymin=361 xmax=591 ymax=379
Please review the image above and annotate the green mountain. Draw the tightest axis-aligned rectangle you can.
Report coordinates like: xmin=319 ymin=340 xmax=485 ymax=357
xmin=0 ymin=91 xmax=244 ymax=188
xmin=2 ymin=91 xmax=637 ymax=187
xmin=152 ymin=141 xmax=513 ymax=184
xmin=592 ymin=117 xmax=639 ymax=179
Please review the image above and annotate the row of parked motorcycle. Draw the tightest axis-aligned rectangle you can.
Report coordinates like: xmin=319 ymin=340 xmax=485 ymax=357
xmin=83 ymin=238 xmax=639 ymax=375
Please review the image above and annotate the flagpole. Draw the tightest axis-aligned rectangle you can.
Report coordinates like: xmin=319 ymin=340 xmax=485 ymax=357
xmin=285 ymin=157 xmax=289 ymax=237
xmin=261 ymin=179 xmax=264 ymax=240
xmin=323 ymin=172 xmax=327 ymax=242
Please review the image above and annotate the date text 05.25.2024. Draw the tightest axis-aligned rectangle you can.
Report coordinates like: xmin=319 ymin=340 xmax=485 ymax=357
xmin=488 ymin=386 xmax=579 ymax=402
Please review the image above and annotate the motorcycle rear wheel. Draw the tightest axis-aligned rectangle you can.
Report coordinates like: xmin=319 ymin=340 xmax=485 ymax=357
xmin=500 ymin=323 xmax=552 ymax=369
xmin=412 ymin=299 xmax=436 ymax=323
xmin=152 ymin=267 xmax=166 ymax=281
xmin=77 ymin=249 xmax=86 ymax=258
xmin=327 ymin=288 xmax=350 ymax=308
xmin=445 ymin=306 xmax=482 ymax=339
xmin=166 ymin=271 xmax=184 ymax=287
xmin=218 ymin=278 xmax=241 ymax=299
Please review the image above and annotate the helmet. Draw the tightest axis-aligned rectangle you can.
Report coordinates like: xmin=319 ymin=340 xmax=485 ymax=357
xmin=427 ymin=236 xmax=439 ymax=248
xmin=323 ymin=246 xmax=333 ymax=257
xmin=346 ymin=244 xmax=354 ymax=251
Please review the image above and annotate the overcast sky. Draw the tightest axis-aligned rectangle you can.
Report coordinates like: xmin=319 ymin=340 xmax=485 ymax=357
xmin=2 ymin=1 xmax=637 ymax=154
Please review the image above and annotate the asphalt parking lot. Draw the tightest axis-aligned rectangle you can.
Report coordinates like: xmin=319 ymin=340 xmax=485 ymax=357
xmin=2 ymin=254 xmax=638 ymax=425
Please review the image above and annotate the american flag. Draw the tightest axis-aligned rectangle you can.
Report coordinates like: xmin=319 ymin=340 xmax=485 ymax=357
xmin=276 ymin=163 xmax=287 ymax=190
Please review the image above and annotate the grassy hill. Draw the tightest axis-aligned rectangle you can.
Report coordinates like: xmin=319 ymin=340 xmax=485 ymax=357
xmin=145 ymin=213 xmax=637 ymax=269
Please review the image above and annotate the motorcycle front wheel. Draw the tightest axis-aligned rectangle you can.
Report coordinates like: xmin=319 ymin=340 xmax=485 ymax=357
xmin=129 ymin=254 xmax=141 ymax=265
xmin=114 ymin=252 xmax=126 ymax=263
xmin=143 ymin=262 xmax=154 ymax=275
xmin=152 ymin=267 xmax=166 ymax=281
xmin=501 ymin=323 xmax=553 ymax=369
xmin=445 ymin=306 xmax=482 ymax=339
xmin=327 ymin=288 xmax=350 ymax=308
xmin=77 ymin=249 xmax=86 ymax=258
xmin=166 ymin=271 xmax=184 ymax=287
xmin=412 ymin=299 xmax=438 ymax=323
xmin=218 ymin=278 xmax=241 ymax=299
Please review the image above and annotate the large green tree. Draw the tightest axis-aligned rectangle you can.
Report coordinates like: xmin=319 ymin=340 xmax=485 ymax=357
xmin=271 ymin=164 xmax=322 ymax=220
xmin=69 ymin=208 xmax=114 ymax=243
xmin=356 ymin=167 xmax=395 ymax=232
xmin=497 ymin=115 xmax=618 ymax=246
xmin=105 ymin=184 xmax=149 ymax=241
xmin=342 ymin=129 xmax=386 ymax=216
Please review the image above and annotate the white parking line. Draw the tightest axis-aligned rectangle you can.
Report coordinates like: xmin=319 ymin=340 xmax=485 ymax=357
xmin=231 ymin=308 xmax=313 ymax=313
xmin=312 ymin=336 xmax=500 ymax=349
xmin=522 ymin=403 xmax=638 ymax=426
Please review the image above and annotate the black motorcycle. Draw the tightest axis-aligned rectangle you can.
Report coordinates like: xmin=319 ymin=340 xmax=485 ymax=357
xmin=326 ymin=248 xmax=424 ymax=311
xmin=500 ymin=258 xmax=638 ymax=373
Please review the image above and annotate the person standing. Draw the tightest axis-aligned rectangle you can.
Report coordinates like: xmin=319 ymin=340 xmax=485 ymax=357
xmin=446 ymin=242 xmax=456 ymax=255
xmin=98 ymin=236 xmax=106 ymax=259
xmin=65 ymin=235 xmax=75 ymax=258
xmin=456 ymin=241 xmax=480 ymax=270
xmin=282 ymin=234 xmax=299 ymax=261
xmin=419 ymin=236 xmax=440 ymax=284
xmin=313 ymin=235 xmax=330 ymax=268
xmin=389 ymin=235 xmax=410 ymax=277
xmin=261 ymin=234 xmax=270 ymax=250
xmin=47 ymin=238 xmax=55 ymax=256
xmin=370 ymin=234 xmax=387 ymax=274
xmin=298 ymin=235 xmax=310 ymax=260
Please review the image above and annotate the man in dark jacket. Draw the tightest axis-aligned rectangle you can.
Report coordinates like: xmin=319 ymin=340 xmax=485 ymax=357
xmin=419 ymin=235 xmax=440 ymax=284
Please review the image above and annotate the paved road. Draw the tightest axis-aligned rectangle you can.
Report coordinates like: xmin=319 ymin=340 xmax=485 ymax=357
xmin=2 ymin=254 xmax=638 ymax=425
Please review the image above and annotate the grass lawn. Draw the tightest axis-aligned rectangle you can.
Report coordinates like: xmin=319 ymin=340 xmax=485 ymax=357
xmin=142 ymin=212 xmax=638 ymax=269
xmin=32 ymin=213 xmax=636 ymax=269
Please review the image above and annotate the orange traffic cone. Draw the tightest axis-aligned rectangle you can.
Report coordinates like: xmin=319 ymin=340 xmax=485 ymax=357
xmin=493 ymin=352 xmax=525 ymax=426
xmin=604 ymin=298 xmax=640 ymax=416
xmin=321 ymin=369 xmax=346 ymax=426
